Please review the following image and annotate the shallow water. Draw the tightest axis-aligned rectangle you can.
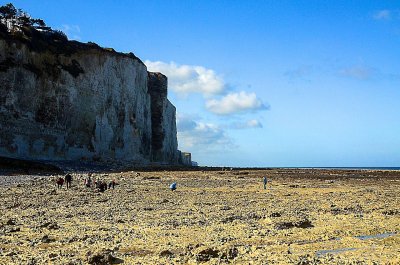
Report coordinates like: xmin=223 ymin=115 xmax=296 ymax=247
xmin=316 ymin=248 xmax=357 ymax=257
xmin=355 ymin=232 xmax=396 ymax=240
xmin=315 ymin=232 xmax=397 ymax=257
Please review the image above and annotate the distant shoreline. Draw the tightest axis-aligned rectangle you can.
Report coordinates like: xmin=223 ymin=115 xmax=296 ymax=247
xmin=1 ymin=156 xmax=399 ymax=176
xmin=278 ymin=167 xmax=400 ymax=171
xmin=1 ymin=165 xmax=399 ymax=186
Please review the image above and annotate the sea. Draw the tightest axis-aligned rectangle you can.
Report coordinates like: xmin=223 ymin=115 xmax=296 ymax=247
xmin=290 ymin=167 xmax=400 ymax=171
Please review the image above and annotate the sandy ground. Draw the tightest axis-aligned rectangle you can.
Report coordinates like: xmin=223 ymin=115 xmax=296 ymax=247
xmin=0 ymin=168 xmax=399 ymax=264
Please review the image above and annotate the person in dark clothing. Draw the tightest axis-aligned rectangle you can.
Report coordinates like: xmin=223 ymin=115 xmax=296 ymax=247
xmin=85 ymin=176 xmax=92 ymax=188
xmin=65 ymin=174 xmax=73 ymax=189
xmin=263 ymin=176 xmax=268 ymax=190
xmin=108 ymin=179 xmax=116 ymax=189
xmin=98 ymin=181 xmax=107 ymax=192
xmin=56 ymin=177 xmax=64 ymax=189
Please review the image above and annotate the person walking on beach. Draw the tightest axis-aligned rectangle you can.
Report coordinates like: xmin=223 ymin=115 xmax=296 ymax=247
xmin=65 ymin=174 xmax=73 ymax=189
xmin=263 ymin=176 xmax=268 ymax=190
xmin=170 ymin=182 xmax=177 ymax=191
xmin=108 ymin=179 xmax=116 ymax=189
xmin=85 ymin=175 xmax=92 ymax=188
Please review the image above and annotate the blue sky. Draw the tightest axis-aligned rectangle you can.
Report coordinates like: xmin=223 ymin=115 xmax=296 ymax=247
xmin=6 ymin=0 xmax=400 ymax=167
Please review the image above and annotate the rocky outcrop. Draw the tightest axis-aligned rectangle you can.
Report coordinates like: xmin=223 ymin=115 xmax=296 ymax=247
xmin=0 ymin=20 xmax=188 ymax=165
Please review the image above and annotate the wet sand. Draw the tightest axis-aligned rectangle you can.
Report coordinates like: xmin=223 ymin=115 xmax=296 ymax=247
xmin=0 ymin=169 xmax=399 ymax=264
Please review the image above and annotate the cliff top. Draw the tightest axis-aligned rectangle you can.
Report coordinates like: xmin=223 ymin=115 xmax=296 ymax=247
xmin=0 ymin=3 xmax=143 ymax=64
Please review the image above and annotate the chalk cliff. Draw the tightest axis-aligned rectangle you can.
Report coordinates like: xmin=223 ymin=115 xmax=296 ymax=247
xmin=148 ymin=72 xmax=179 ymax=164
xmin=0 ymin=18 xmax=188 ymax=165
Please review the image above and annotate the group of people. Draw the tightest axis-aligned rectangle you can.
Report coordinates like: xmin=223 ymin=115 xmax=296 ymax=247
xmin=56 ymin=174 xmax=73 ymax=189
xmin=56 ymin=173 xmax=268 ymax=192
xmin=84 ymin=174 xmax=116 ymax=192
xmin=55 ymin=173 xmax=116 ymax=192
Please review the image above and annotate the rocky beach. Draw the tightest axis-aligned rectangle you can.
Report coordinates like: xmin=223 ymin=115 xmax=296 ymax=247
xmin=0 ymin=3 xmax=399 ymax=265
xmin=0 ymin=168 xmax=399 ymax=264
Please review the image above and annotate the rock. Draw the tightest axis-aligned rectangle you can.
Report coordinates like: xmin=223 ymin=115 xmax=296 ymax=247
xmin=275 ymin=220 xmax=314 ymax=230
xmin=218 ymin=237 xmax=234 ymax=243
xmin=220 ymin=205 xmax=231 ymax=211
xmin=40 ymin=222 xmax=51 ymax=227
xmin=86 ymin=250 xmax=123 ymax=265
xmin=296 ymin=220 xmax=314 ymax=229
xmin=221 ymin=247 xmax=238 ymax=261
xmin=275 ymin=222 xmax=295 ymax=230
xmin=67 ymin=237 xmax=78 ymax=243
xmin=27 ymin=258 xmax=37 ymax=265
xmin=41 ymin=235 xmax=55 ymax=243
xmin=383 ymin=210 xmax=399 ymax=216
xmin=296 ymin=254 xmax=322 ymax=265
xmin=64 ymin=261 xmax=81 ymax=265
xmin=159 ymin=249 xmax=174 ymax=257
xmin=221 ymin=216 xmax=242 ymax=223
xmin=6 ymin=219 xmax=16 ymax=225
xmin=196 ymin=248 xmax=219 ymax=262
xmin=7 ymin=227 xmax=20 ymax=233
xmin=40 ymin=222 xmax=59 ymax=230
xmin=48 ymin=223 xmax=59 ymax=230
xmin=270 ymin=212 xmax=281 ymax=217
xmin=142 ymin=176 xmax=160 ymax=180
xmin=248 ymin=213 xmax=262 ymax=220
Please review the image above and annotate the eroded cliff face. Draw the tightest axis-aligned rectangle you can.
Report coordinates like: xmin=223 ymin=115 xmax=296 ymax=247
xmin=148 ymin=72 xmax=179 ymax=164
xmin=0 ymin=28 xmax=182 ymax=164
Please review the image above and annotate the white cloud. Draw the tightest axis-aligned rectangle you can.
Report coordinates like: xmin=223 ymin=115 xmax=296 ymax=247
xmin=177 ymin=115 xmax=233 ymax=150
xmin=230 ymin=119 xmax=263 ymax=129
xmin=145 ymin=60 xmax=225 ymax=96
xmin=339 ymin=65 xmax=376 ymax=80
xmin=205 ymin=91 xmax=268 ymax=115
xmin=59 ymin=24 xmax=81 ymax=40
xmin=176 ymin=116 xmax=197 ymax=132
xmin=373 ymin=10 xmax=391 ymax=20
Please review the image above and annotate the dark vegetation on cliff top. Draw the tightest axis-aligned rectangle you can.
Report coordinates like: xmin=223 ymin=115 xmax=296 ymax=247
xmin=0 ymin=3 xmax=142 ymax=62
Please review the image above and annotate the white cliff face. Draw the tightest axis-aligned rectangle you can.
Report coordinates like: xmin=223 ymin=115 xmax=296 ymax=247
xmin=161 ymin=100 xmax=179 ymax=163
xmin=0 ymin=39 xmax=155 ymax=163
